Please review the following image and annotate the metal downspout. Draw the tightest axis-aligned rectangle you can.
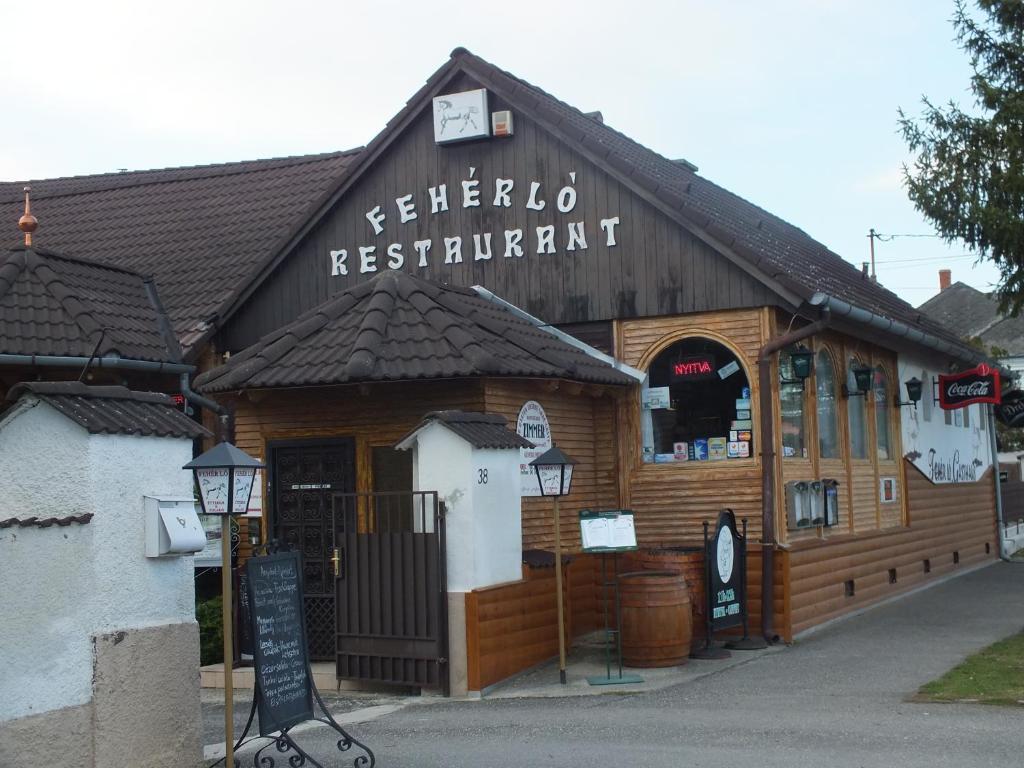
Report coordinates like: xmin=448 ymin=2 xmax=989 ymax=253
xmin=989 ymin=404 xmax=1011 ymax=562
xmin=757 ymin=309 xmax=831 ymax=643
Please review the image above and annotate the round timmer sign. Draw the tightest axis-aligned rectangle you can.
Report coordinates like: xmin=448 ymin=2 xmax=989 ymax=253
xmin=517 ymin=400 xmax=552 ymax=497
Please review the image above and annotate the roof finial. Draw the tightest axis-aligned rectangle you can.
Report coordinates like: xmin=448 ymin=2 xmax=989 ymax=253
xmin=18 ymin=186 xmax=38 ymax=247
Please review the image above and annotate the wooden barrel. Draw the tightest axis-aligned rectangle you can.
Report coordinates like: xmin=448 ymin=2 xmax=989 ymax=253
xmin=618 ymin=571 xmax=691 ymax=667
xmin=639 ymin=547 xmax=706 ymax=650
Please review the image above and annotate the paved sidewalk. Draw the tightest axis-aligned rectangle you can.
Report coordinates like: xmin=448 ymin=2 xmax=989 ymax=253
xmin=257 ymin=561 xmax=1024 ymax=768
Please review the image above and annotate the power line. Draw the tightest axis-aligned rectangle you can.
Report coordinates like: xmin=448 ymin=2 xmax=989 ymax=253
xmin=872 ymin=233 xmax=942 ymax=241
xmin=876 ymin=253 xmax=977 ymax=265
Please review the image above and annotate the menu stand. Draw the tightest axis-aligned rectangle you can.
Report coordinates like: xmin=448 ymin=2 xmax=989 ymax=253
xmin=580 ymin=510 xmax=643 ymax=686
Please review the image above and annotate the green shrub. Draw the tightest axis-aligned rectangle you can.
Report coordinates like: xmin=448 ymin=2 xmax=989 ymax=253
xmin=196 ymin=596 xmax=224 ymax=666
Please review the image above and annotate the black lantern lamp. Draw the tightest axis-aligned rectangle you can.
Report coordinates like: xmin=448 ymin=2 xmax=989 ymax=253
xmin=184 ymin=441 xmax=264 ymax=516
xmin=789 ymin=345 xmax=814 ymax=381
xmin=531 ymin=445 xmax=576 ymax=497
xmin=895 ymin=377 xmax=923 ymax=409
xmin=529 ymin=446 xmax=577 ymax=685
xmin=843 ymin=364 xmax=874 ymax=398
xmin=183 ymin=441 xmax=264 ymax=768
xmin=780 ymin=345 xmax=814 ymax=388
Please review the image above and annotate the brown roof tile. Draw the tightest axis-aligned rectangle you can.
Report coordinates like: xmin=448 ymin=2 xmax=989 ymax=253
xmin=6 ymin=381 xmax=210 ymax=438
xmin=195 ymin=271 xmax=635 ymax=392
xmin=0 ymin=247 xmax=181 ymax=362
xmin=0 ymin=513 xmax=94 ymax=529
xmin=1 ymin=152 xmax=361 ymax=355
xmin=400 ymin=410 xmax=535 ymax=450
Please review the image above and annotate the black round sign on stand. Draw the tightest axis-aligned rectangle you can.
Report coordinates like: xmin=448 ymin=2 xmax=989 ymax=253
xmin=691 ymin=510 xmax=767 ymax=658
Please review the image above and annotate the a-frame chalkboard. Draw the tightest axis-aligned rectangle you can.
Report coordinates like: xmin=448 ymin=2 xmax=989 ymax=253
xmin=246 ymin=550 xmax=315 ymax=735
xmin=238 ymin=548 xmax=376 ymax=766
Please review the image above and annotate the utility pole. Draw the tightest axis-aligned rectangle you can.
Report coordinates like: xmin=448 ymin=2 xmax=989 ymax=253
xmin=867 ymin=228 xmax=877 ymax=281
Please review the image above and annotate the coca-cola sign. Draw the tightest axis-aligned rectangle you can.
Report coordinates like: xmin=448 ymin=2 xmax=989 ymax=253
xmin=996 ymin=389 xmax=1024 ymax=428
xmin=938 ymin=364 xmax=1002 ymax=410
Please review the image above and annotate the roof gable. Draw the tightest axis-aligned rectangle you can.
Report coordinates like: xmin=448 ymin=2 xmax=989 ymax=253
xmin=0 ymin=247 xmax=182 ymax=362
xmin=195 ymin=271 xmax=634 ymax=392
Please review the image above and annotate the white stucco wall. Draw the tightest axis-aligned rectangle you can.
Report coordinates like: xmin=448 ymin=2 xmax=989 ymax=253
xmin=898 ymin=353 xmax=994 ymax=484
xmin=406 ymin=423 xmax=522 ymax=592
xmin=0 ymin=399 xmax=196 ymax=723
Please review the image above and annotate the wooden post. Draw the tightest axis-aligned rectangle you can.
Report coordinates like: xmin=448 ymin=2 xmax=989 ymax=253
xmin=553 ymin=496 xmax=567 ymax=684
xmin=221 ymin=516 xmax=234 ymax=767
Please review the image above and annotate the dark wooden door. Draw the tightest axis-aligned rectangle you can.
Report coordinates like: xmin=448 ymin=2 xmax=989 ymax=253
xmin=333 ymin=492 xmax=449 ymax=693
xmin=271 ymin=439 xmax=356 ymax=661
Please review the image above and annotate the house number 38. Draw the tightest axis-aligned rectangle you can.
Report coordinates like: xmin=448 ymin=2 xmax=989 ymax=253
xmin=478 ymin=469 xmax=488 ymax=485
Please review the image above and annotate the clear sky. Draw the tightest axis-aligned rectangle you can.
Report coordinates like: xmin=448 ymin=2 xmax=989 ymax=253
xmin=0 ymin=0 xmax=1001 ymax=308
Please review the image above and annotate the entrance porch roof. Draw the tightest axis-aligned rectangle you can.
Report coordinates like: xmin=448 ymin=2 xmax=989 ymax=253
xmin=194 ymin=271 xmax=635 ymax=393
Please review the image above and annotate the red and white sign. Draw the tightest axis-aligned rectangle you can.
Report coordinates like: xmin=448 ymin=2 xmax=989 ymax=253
xmin=670 ymin=355 xmax=716 ymax=382
xmin=938 ymin=364 xmax=1002 ymax=410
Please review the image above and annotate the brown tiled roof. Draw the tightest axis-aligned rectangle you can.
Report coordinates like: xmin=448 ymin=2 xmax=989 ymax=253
xmin=0 ymin=246 xmax=181 ymax=362
xmin=6 ymin=381 xmax=211 ymax=438
xmin=195 ymin=271 xmax=635 ymax=392
xmin=400 ymin=410 xmax=535 ymax=450
xmin=1 ymin=151 xmax=361 ymax=355
xmin=0 ymin=513 xmax=94 ymax=529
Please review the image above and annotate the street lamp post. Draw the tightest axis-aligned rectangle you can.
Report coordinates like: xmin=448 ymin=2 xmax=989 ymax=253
xmin=530 ymin=445 xmax=577 ymax=685
xmin=184 ymin=442 xmax=264 ymax=768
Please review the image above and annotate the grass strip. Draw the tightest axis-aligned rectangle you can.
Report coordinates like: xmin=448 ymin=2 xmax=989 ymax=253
xmin=917 ymin=631 xmax=1024 ymax=706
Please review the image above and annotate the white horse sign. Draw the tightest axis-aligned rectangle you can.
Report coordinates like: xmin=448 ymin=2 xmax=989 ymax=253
xmin=433 ymin=89 xmax=490 ymax=143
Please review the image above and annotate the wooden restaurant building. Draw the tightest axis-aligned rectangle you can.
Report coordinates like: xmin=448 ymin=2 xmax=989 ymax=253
xmin=2 ymin=49 xmax=1003 ymax=696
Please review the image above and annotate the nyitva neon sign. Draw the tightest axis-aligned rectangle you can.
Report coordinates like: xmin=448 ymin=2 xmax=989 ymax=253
xmin=671 ymin=355 xmax=716 ymax=382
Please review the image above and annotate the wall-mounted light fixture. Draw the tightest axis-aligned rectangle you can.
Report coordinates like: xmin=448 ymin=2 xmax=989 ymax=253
xmin=842 ymin=364 xmax=873 ymax=398
xmin=781 ymin=345 xmax=814 ymax=389
xmin=894 ymin=377 xmax=923 ymax=409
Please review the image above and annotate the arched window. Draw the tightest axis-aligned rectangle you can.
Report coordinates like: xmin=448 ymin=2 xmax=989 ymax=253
xmin=815 ymin=350 xmax=840 ymax=459
xmin=874 ymin=368 xmax=892 ymax=459
xmin=847 ymin=359 xmax=868 ymax=459
xmin=641 ymin=337 xmax=752 ymax=462
xmin=779 ymin=346 xmax=807 ymax=459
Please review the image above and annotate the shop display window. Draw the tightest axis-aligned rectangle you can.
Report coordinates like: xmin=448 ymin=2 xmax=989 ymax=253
xmin=873 ymin=367 xmax=891 ymax=460
xmin=641 ymin=337 xmax=752 ymax=464
xmin=847 ymin=359 xmax=868 ymax=459
xmin=779 ymin=347 xmax=808 ymax=459
xmin=816 ymin=350 xmax=840 ymax=459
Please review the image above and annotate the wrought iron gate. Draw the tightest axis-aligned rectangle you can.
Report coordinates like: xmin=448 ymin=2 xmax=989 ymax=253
xmin=270 ymin=439 xmax=356 ymax=661
xmin=332 ymin=491 xmax=449 ymax=693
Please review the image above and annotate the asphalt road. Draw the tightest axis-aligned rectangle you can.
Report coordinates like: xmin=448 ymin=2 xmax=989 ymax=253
xmin=230 ymin=562 xmax=1024 ymax=768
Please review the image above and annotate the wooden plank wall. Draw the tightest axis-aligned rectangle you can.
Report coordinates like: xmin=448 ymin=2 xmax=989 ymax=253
xmin=786 ymin=461 xmax=998 ymax=638
xmin=229 ymin=380 xmax=485 ymax=547
xmin=465 ymin=556 xmax=601 ymax=692
xmin=616 ymin=308 xmax=768 ymax=544
xmin=482 ymin=378 xmax=622 ymax=551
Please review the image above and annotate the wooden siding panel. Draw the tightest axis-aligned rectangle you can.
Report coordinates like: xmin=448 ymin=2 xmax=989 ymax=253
xmin=617 ymin=310 xmax=766 ymax=545
xmin=466 ymin=557 xmax=600 ymax=692
xmin=787 ymin=461 xmax=998 ymax=637
xmin=483 ymin=379 xmax=621 ymax=551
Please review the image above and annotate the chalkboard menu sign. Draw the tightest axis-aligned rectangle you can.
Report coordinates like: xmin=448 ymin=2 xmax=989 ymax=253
xmin=707 ymin=510 xmax=743 ymax=631
xmin=245 ymin=551 xmax=314 ymax=736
